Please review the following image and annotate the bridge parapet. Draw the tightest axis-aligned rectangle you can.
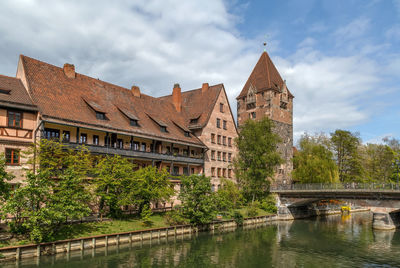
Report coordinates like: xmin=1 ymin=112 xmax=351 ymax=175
xmin=271 ymin=183 xmax=400 ymax=192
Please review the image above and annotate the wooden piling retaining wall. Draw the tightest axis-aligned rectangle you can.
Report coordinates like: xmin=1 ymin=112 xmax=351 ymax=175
xmin=0 ymin=214 xmax=278 ymax=262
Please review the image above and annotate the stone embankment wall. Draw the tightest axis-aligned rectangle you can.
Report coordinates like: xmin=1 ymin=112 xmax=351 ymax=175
xmin=0 ymin=215 xmax=279 ymax=262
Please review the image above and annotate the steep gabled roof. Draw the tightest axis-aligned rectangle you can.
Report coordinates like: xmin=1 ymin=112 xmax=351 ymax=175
xmin=237 ymin=51 xmax=293 ymax=99
xmin=158 ymin=84 xmax=223 ymax=128
xmin=19 ymin=55 xmax=205 ymax=147
xmin=0 ymin=74 xmax=37 ymax=111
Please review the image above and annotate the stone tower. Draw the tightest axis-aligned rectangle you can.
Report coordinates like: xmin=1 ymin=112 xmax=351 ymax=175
xmin=236 ymin=51 xmax=294 ymax=184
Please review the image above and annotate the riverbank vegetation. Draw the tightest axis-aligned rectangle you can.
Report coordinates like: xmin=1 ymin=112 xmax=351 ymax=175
xmin=293 ymin=131 xmax=400 ymax=184
xmin=0 ymin=136 xmax=277 ymax=245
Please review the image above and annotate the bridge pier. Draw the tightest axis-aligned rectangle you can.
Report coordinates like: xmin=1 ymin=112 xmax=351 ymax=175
xmin=372 ymin=211 xmax=400 ymax=230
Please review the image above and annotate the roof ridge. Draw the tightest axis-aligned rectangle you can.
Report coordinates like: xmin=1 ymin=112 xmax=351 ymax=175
xmin=20 ymin=55 xmax=161 ymax=101
xmin=157 ymin=83 xmax=224 ymax=99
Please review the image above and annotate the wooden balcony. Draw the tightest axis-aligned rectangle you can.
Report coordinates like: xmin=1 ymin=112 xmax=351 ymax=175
xmin=66 ymin=142 xmax=204 ymax=165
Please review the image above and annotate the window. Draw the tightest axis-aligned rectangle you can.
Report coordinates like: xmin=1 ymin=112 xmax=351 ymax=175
xmin=173 ymin=148 xmax=179 ymax=154
xmin=133 ymin=141 xmax=140 ymax=151
xmin=223 ymin=136 xmax=226 ymax=146
xmin=184 ymin=131 xmax=190 ymax=137
xmin=217 ymin=151 xmax=221 ymax=161
xmin=183 ymin=149 xmax=188 ymax=156
xmin=80 ymin=133 xmax=87 ymax=144
xmin=211 ymin=184 xmax=215 ymax=192
xmin=217 ymin=135 xmax=221 ymax=144
xmin=173 ymin=166 xmax=180 ymax=176
xmin=220 ymin=103 xmax=224 ymax=113
xmin=96 ymin=112 xmax=106 ymax=120
xmin=211 ymin=133 xmax=215 ymax=143
xmin=228 ymin=169 xmax=232 ymax=178
xmin=191 ymin=150 xmax=195 ymax=156
xmin=217 ymin=168 xmax=221 ymax=177
xmin=183 ymin=167 xmax=189 ymax=176
xmin=130 ymin=119 xmax=139 ymax=126
xmin=251 ymin=112 xmax=256 ymax=119
xmin=223 ymin=168 xmax=226 ymax=178
xmin=216 ymin=118 xmax=221 ymax=128
xmin=228 ymin=137 xmax=232 ymax=147
xmin=211 ymin=167 xmax=216 ymax=177
xmin=62 ymin=131 xmax=70 ymax=142
xmin=5 ymin=148 xmax=19 ymax=165
xmin=93 ymin=135 xmax=99 ymax=145
xmin=116 ymin=139 xmax=123 ymax=148
xmin=190 ymin=118 xmax=198 ymax=124
xmin=160 ymin=126 xmax=167 ymax=133
xmin=223 ymin=120 xmax=227 ymax=130
xmin=141 ymin=143 xmax=146 ymax=151
xmin=211 ymin=150 xmax=215 ymax=160
xmin=228 ymin=153 xmax=232 ymax=162
xmin=222 ymin=152 xmax=226 ymax=162
xmin=44 ymin=128 xmax=60 ymax=140
xmin=8 ymin=111 xmax=22 ymax=128
xmin=191 ymin=168 xmax=195 ymax=174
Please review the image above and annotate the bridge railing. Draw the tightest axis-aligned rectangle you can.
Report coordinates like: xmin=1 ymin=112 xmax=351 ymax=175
xmin=271 ymin=182 xmax=400 ymax=191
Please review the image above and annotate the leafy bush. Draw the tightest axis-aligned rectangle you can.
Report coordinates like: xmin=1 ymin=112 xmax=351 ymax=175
xmin=260 ymin=195 xmax=277 ymax=214
xmin=140 ymin=204 xmax=153 ymax=227
xmin=165 ymin=207 xmax=188 ymax=226
xmin=232 ymin=210 xmax=244 ymax=226
xmin=247 ymin=201 xmax=260 ymax=217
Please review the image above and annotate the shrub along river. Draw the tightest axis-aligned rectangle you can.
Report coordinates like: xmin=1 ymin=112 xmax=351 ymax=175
xmin=5 ymin=212 xmax=400 ymax=267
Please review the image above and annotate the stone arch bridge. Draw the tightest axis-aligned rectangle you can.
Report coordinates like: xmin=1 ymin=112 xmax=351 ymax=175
xmin=270 ymin=183 xmax=400 ymax=230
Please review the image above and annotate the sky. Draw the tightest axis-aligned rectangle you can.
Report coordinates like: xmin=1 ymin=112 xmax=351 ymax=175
xmin=0 ymin=0 xmax=399 ymax=145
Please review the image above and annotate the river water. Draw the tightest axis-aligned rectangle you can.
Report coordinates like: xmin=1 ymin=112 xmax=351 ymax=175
xmin=6 ymin=212 xmax=400 ymax=267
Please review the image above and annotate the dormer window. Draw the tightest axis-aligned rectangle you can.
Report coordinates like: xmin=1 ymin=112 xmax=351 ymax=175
xmin=160 ymin=126 xmax=167 ymax=133
xmin=130 ymin=119 xmax=139 ymax=126
xmin=184 ymin=131 xmax=190 ymax=137
xmin=190 ymin=118 xmax=198 ymax=124
xmin=96 ymin=112 xmax=106 ymax=120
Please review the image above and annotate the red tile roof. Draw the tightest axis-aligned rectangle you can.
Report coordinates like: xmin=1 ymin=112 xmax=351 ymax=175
xmin=0 ymin=74 xmax=37 ymax=110
xmin=237 ymin=51 xmax=293 ymax=99
xmin=158 ymin=84 xmax=223 ymax=129
xmin=20 ymin=55 xmax=205 ymax=147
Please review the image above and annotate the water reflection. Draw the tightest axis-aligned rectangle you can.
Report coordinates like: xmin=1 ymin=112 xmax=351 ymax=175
xmin=6 ymin=212 xmax=400 ymax=268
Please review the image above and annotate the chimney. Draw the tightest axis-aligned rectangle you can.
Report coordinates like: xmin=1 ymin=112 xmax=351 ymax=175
xmin=63 ymin=63 xmax=75 ymax=79
xmin=131 ymin=85 xmax=141 ymax=97
xmin=172 ymin=83 xmax=182 ymax=112
xmin=201 ymin=83 xmax=209 ymax=94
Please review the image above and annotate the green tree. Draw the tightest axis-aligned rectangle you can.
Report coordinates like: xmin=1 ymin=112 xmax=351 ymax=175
xmin=233 ymin=117 xmax=281 ymax=202
xmin=179 ymin=174 xmax=217 ymax=225
xmin=330 ymin=130 xmax=365 ymax=182
xmin=94 ymin=154 xmax=135 ymax=218
xmin=0 ymin=154 xmax=14 ymax=201
xmin=361 ymin=143 xmax=394 ymax=182
xmin=121 ymin=166 xmax=175 ymax=215
xmin=3 ymin=140 xmax=92 ymax=242
xmin=215 ymin=178 xmax=243 ymax=212
xmin=292 ymin=134 xmax=339 ymax=183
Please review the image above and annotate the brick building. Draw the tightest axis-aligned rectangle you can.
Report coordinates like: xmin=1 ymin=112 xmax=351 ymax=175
xmin=236 ymin=51 xmax=294 ymax=184
xmin=0 ymin=55 xmax=238 ymax=193
xmin=159 ymin=83 xmax=238 ymax=190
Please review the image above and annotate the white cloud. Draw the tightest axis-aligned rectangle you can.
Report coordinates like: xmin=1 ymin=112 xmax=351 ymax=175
xmin=334 ymin=17 xmax=370 ymax=40
xmin=275 ymin=52 xmax=380 ymax=141
xmin=0 ymin=0 xmax=256 ymax=111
